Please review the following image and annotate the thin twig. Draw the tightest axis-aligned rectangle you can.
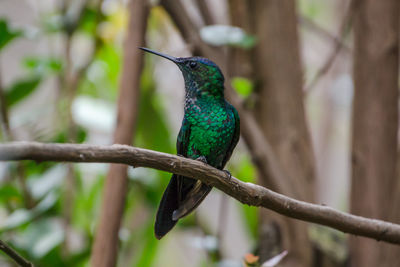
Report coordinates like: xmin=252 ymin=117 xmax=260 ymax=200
xmin=299 ymin=16 xmax=351 ymax=53
xmin=0 ymin=239 xmax=34 ymax=267
xmin=1 ymin=142 xmax=400 ymax=245
xmin=304 ymin=0 xmax=355 ymax=93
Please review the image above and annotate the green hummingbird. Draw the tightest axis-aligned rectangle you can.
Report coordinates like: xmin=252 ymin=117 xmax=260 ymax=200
xmin=140 ymin=47 xmax=240 ymax=239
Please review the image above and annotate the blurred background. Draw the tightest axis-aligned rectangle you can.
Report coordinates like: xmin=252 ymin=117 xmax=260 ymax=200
xmin=0 ymin=0 xmax=398 ymax=267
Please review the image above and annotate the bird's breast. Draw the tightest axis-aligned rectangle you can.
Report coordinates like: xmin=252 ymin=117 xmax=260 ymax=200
xmin=185 ymin=103 xmax=235 ymax=166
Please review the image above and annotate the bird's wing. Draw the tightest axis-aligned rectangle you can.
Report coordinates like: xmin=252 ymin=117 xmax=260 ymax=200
xmin=176 ymin=116 xmax=191 ymax=157
xmin=220 ymin=102 xmax=240 ymax=169
xmin=155 ymin=117 xmax=192 ymax=239
xmin=175 ymin=116 xmax=193 ymax=204
xmin=173 ymin=116 xmax=212 ymax=220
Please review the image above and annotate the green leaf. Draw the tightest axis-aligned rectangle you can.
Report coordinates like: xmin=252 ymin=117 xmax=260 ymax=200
xmin=5 ymin=76 xmax=41 ymax=107
xmin=0 ymin=184 xmax=23 ymax=203
xmin=239 ymin=35 xmax=257 ymax=49
xmin=200 ymin=25 xmax=256 ymax=49
xmin=231 ymin=77 xmax=254 ymax=98
xmin=0 ymin=19 xmax=22 ymax=50
xmin=23 ymin=57 xmax=63 ymax=75
xmin=79 ymin=7 xmax=100 ymax=34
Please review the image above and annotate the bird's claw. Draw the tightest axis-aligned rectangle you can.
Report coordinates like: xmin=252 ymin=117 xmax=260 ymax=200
xmin=196 ymin=156 xmax=207 ymax=164
xmin=223 ymin=170 xmax=232 ymax=180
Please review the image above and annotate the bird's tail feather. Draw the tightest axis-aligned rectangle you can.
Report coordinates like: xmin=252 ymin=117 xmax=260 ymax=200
xmin=154 ymin=174 xmax=179 ymax=239
xmin=172 ymin=181 xmax=212 ymax=220
xmin=155 ymin=175 xmax=212 ymax=239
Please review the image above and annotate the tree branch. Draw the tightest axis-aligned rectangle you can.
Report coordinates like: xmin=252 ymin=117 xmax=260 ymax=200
xmin=0 ymin=239 xmax=34 ymax=267
xmin=1 ymin=142 xmax=400 ymax=245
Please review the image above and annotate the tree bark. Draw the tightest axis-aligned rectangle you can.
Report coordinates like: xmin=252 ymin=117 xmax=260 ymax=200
xmin=250 ymin=1 xmax=315 ymax=266
xmin=350 ymin=0 xmax=400 ymax=266
xmin=90 ymin=1 xmax=149 ymax=266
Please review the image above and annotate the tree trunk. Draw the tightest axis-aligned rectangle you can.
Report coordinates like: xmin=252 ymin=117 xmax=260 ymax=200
xmin=90 ymin=1 xmax=149 ymax=266
xmin=250 ymin=1 xmax=315 ymax=266
xmin=350 ymin=0 xmax=400 ymax=266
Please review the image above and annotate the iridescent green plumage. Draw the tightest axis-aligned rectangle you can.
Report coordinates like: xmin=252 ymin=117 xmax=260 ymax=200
xmin=140 ymin=48 xmax=240 ymax=239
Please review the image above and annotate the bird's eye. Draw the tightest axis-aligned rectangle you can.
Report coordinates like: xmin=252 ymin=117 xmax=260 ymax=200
xmin=189 ymin=61 xmax=198 ymax=69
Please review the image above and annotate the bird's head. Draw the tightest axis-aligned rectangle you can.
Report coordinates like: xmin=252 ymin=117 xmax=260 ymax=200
xmin=140 ymin=47 xmax=225 ymax=99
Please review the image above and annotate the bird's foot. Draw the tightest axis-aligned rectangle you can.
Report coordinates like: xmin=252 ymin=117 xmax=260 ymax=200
xmin=223 ymin=170 xmax=232 ymax=180
xmin=195 ymin=156 xmax=207 ymax=164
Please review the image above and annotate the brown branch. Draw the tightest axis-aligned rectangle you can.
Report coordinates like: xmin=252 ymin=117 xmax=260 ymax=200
xmin=0 ymin=239 xmax=34 ymax=267
xmin=1 ymin=141 xmax=400 ymax=245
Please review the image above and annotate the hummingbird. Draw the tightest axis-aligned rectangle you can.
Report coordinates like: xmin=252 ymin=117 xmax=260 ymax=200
xmin=140 ymin=47 xmax=240 ymax=239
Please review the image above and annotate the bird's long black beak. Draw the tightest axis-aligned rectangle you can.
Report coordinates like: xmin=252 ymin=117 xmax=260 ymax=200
xmin=139 ymin=47 xmax=179 ymax=63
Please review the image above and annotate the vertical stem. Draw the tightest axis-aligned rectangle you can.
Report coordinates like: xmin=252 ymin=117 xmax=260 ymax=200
xmin=0 ymin=63 xmax=11 ymax=140
xmin=62 ymin=31 xmax=76 ymax=256
xmin=90 ymin=1 xmax=149 ymax=266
